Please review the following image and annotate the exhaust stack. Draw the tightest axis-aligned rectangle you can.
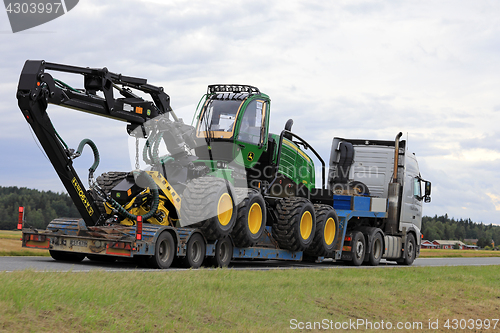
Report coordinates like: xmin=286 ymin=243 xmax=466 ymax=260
xmin=385 ymin=132 xmax=403 ymax=236
xmin=392 ymin=132 xmax=403 ymax=184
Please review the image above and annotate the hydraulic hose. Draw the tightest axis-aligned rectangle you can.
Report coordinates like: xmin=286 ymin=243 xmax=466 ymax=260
xmin=74 ymin=140 xmax=159 ymax=221
xmin=106 ymin=170 xmax=160 ymax=221
xmin=75 ymin=138 xmax=100 ymax=175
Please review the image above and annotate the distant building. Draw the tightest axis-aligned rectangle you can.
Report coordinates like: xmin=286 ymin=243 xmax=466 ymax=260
xmin=421 ymin=240 xmax=439 ymax=249
xmin=432 ymin=240 xmax=466 ymax=249
xmin=464 ymin=239 xmax=479 ymax=245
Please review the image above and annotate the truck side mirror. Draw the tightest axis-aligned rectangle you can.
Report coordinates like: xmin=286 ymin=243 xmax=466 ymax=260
xmin=424 ymin=181 xmax=431 ymax=203
xmin=425 ymin=181 xmax=431 ymax=196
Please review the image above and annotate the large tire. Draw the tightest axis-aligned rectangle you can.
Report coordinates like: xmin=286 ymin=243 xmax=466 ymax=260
xmin=49 ymin=250 xmax=86 ymax=262
xmin=367 ymin=232 xmax=383 ymax=266
xmin=350 ymin=231 xmax=365 ymax=266
xmin=181 ymin=177 xmax=237 ymax=240
xmin=305 ymin=205 xmax=339 ymax=257
xmin=231 ymin=190 xmax=267 ymax=247
xmin=181 ymin=233 xmax=206 ymax=268
xmin=89 ymin=171 xmax=129 ymax=215
xmin=399 ymin=234 xmax=416 ymax=266
xmin=273 ymin=197 xmax=316 ymax=251
xmin=146 ymin=231 xmax=175 ymax=269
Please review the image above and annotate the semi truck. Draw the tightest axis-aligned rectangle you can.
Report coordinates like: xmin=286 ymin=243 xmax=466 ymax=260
xmin=17 ymin=60 xmax=431 ymax=268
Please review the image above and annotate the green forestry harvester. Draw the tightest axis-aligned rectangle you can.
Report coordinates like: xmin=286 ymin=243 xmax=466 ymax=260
xmin=17 ymin=61 xmax=431 ymax=268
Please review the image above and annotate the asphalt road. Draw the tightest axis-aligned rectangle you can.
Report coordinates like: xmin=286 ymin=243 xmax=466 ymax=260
xmin=1 ymin=256 xmax=499 ymax=272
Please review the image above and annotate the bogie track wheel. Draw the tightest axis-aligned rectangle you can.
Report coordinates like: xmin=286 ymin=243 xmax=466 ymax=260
xmin=181 ymin=177 xmax=237 ymax=240
xmin=273 ymin=197 xmax=316 ymax=251
xmin=305 ymin=205 xmax=339 ymax=257
xmin=88 ymin=171 xmax=129 ymax=216
xmin=231 ymin=189 xmax=267 ymax=247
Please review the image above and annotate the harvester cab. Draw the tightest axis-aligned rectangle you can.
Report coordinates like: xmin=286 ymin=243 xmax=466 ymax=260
xmin=193 ymin=85 xmax=271 ymax=170
xmin=192 ymin=84 xmax=322 ymax=198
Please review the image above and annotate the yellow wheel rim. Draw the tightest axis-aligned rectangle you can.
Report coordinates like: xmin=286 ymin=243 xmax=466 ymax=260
xmin=248 ymin=202 xmax=262 ymax=234
xmin=300 ymin=211 xmax=313 ymax=240
xmin=217 ymin=193 xmax=233 ymax=226
xmin=324 ymin=217 xmax=335 ymax=245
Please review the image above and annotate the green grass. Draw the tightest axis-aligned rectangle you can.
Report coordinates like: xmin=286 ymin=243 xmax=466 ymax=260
xmin=0 ymin=250 xmax=50 ymax=257
xmin=0 ymin=266 xmax=499 ymax=332
xmin=0 ymin=230 xmax=23 ymax=240
xmin=420 ymin=249 xmax=500 ymax=258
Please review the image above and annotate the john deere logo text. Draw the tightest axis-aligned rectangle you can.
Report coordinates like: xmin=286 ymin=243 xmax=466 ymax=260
xmin=71 ymin=177 xmax=94 ymax=216
xmin=4 ymin=0 xmax=79 ymax=33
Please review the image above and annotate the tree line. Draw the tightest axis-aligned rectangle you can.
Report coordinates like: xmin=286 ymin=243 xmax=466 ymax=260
xmin=0 ymin=186 xmax=80 ymax=230
xmin=422 ymin=214 xmax=500 ymax=248
xmin=1 ymin=186 xmax=500 ymax=248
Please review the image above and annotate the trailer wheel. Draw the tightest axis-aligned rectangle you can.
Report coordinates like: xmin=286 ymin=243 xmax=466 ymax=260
xmin=231 ymin=189 xmax=266 ymax=247
xmin=367 ymin=233 xmax=383 ymax=266
xmin=350 ymin=231 xmax=365 ymax=266
xmin=399 ymin=234 xmax=416 ymax=266
xmin=208 ymin=236 xmax=233 ymax=268
xmin=181 ymin=177 xmax=237 ymax=240
xmin=273 ymin=197 xmax=316 ymax=251
xmin=49 ymin=250 xmax=86 ymax=262
xmin=146 ymin=231 xmax=175 ymax=269
xmin=181 ymin=233 xmax=206 ymax=268
xmin=305 ymin=205 xmax=339 ymax=257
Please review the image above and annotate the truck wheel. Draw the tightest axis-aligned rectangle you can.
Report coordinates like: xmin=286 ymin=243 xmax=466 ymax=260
xmin=49 ymin=250 xmax=86 ymax=262
xmin=181 ymin=177 xmax=237 ymax=240
xmin=146 ymin=231 xmax=175 ymax=269
xmin=400 ymin=234 xmax=416 ymax=266
xmin=350 ymin=231 xmax=365 ymax=266
xmin=367 ymin=232 xmax=383 ymax=266
xmin=181 ymin=233 xmax=206 ymax=268
xmin=231 ymin=190 xmax=266 ymax=247
xmin=208 ymin=236 xmax=233 ymax=268
xmin=273 ymin=197 xmax=316 ymax=251
xmin=305 ymin=205 xmax=339 ymax=257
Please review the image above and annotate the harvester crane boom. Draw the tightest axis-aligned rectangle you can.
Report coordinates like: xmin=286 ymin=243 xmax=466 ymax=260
xmin=16 ymin=60 xmax=179 ymax=226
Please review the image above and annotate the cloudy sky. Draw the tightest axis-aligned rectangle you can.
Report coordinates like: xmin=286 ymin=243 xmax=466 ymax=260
xmin=1 ymin=0 xmax=499 ymax=224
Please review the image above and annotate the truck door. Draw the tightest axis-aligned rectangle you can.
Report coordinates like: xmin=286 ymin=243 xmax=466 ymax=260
xmin=400 ymin=154 xmax=423 ymax=230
